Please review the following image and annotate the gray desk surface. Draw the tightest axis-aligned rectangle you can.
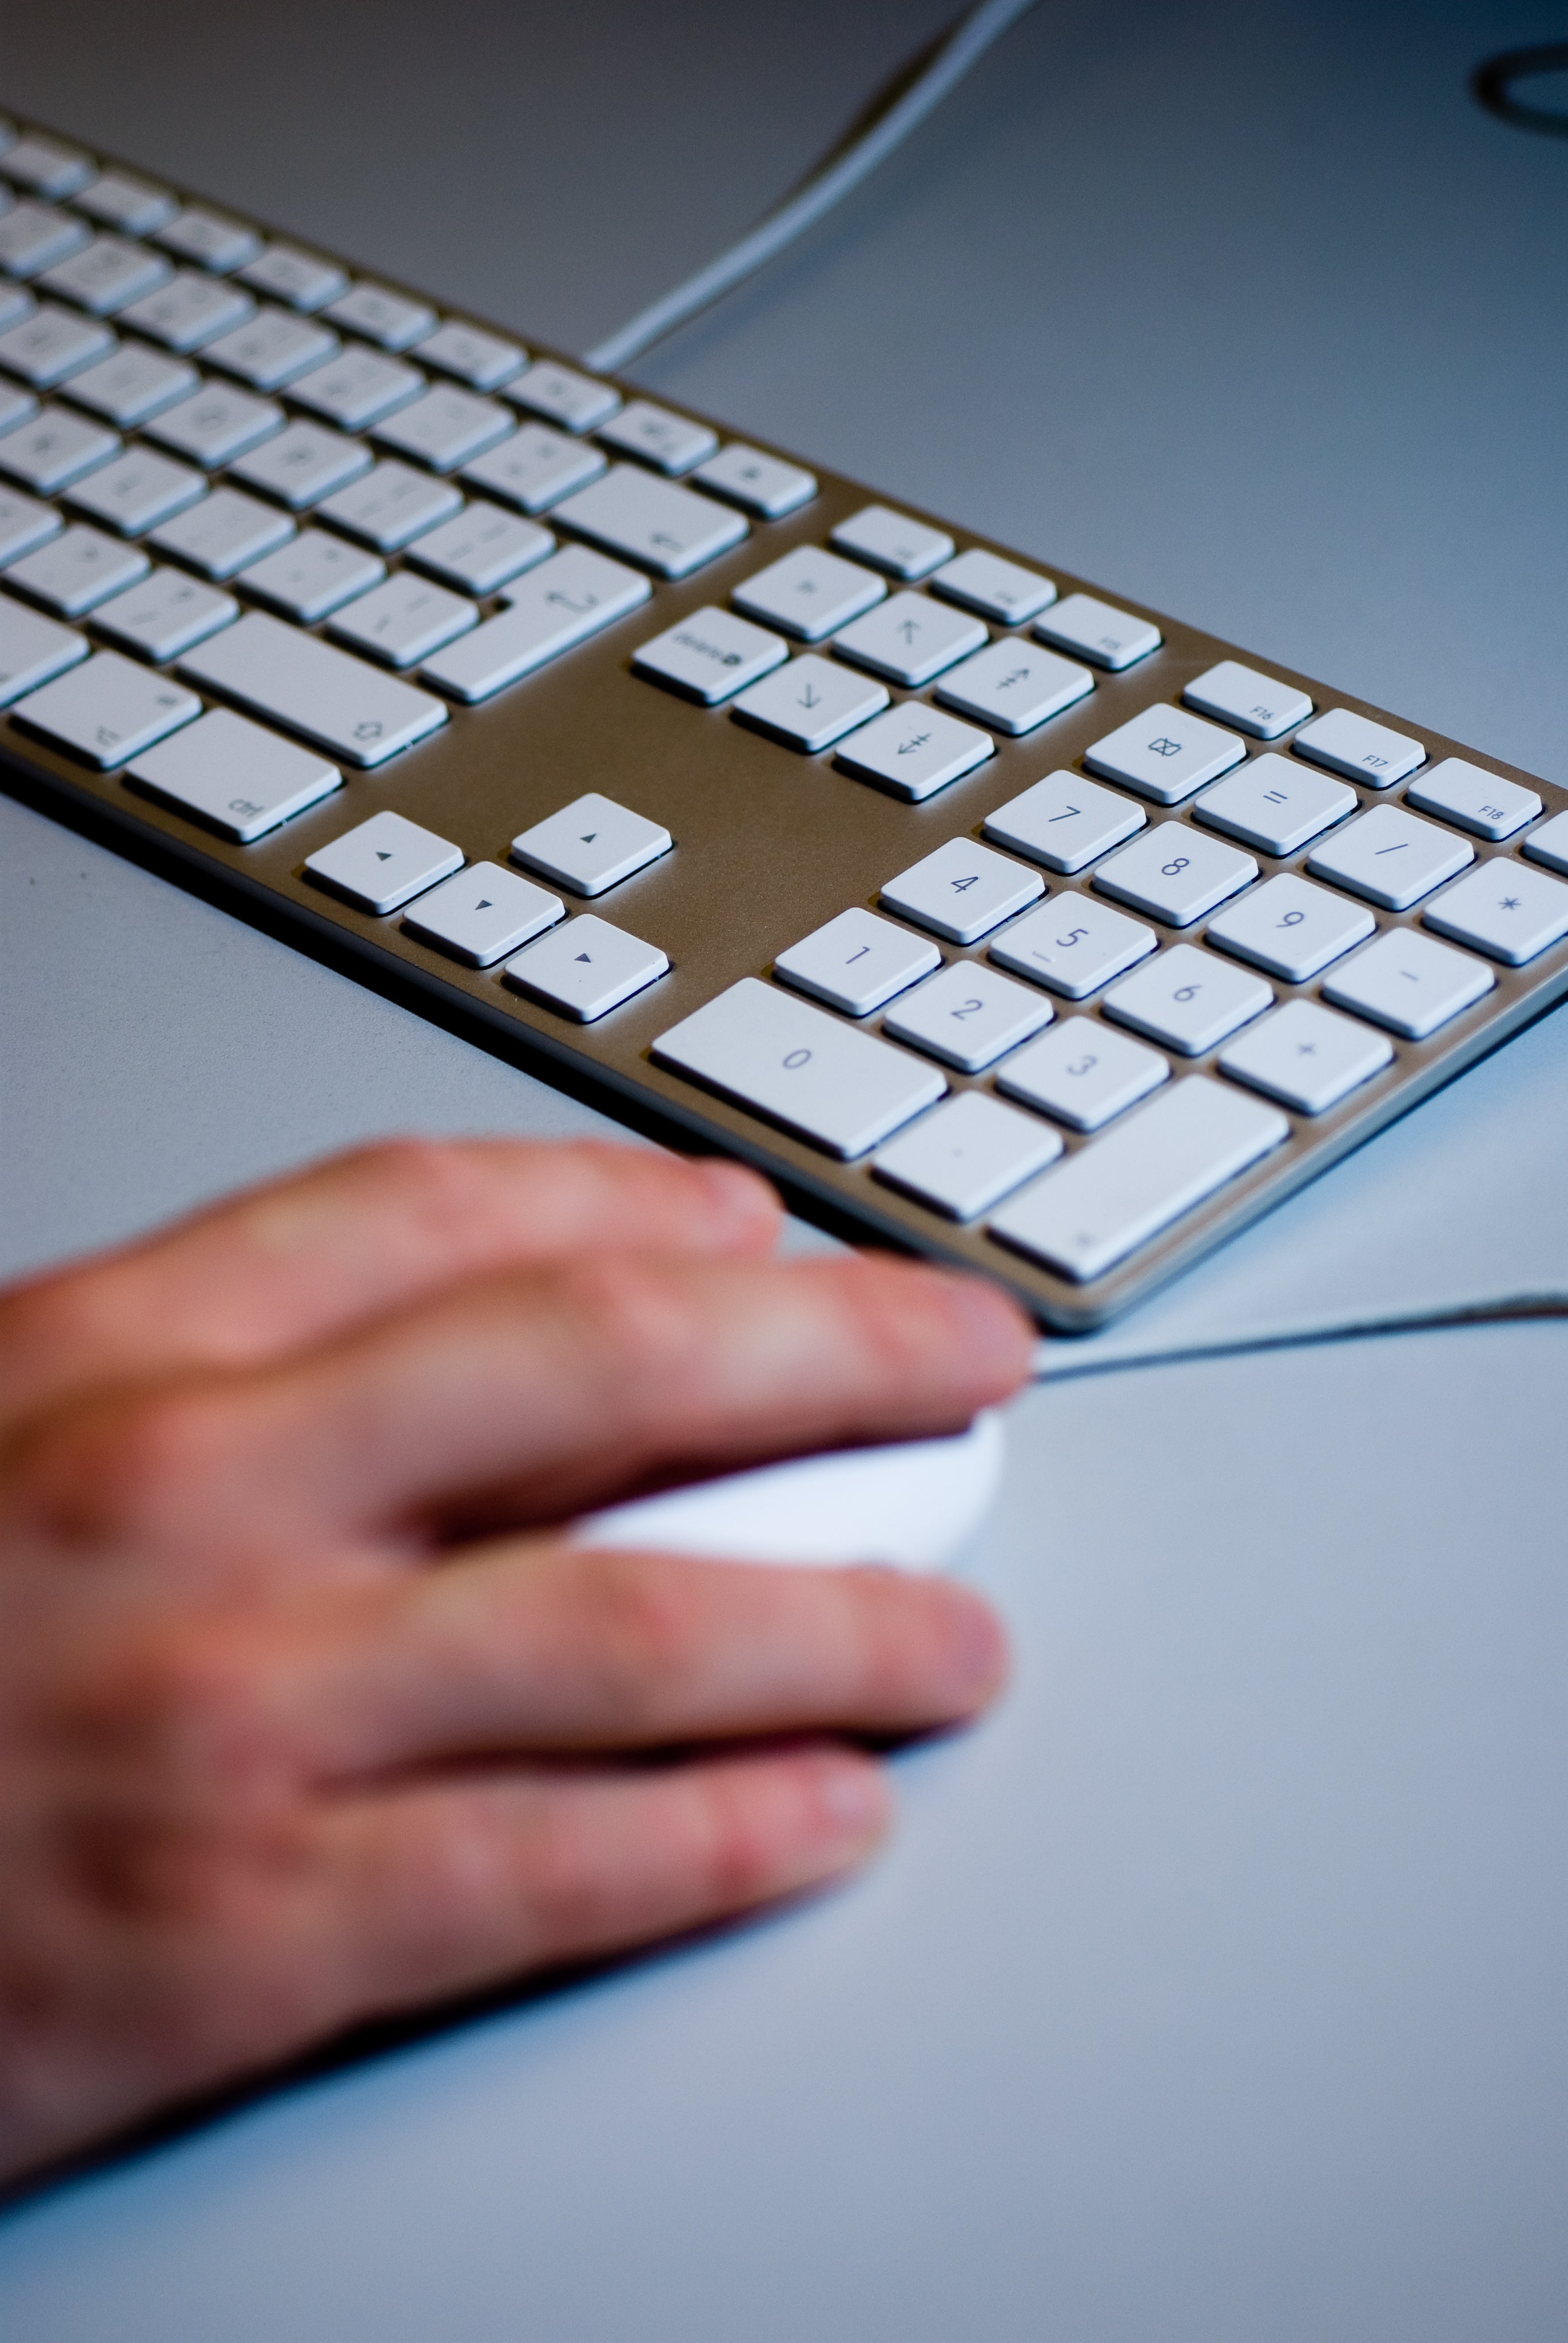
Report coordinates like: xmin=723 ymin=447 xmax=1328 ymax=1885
xmin=2 ymin=3 xmax=1566 ymax=2334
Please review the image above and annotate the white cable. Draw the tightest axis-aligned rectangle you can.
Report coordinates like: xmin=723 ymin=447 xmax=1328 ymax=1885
xmin=583 ymin=0 xmax=1041 ymax=374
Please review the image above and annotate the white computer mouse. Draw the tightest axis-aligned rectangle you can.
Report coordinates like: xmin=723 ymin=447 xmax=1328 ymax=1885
xmin=571 ymin=1411 xmax=1005 ymax=1572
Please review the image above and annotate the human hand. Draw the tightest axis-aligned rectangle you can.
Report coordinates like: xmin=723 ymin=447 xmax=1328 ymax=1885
xmin=0 ymin=1138 xmax=1032 ymax=2183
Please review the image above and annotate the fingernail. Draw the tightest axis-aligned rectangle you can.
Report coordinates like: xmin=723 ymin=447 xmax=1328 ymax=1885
xmin=814 ymin=1752 xmax=891 ymax=1843
xmin=693 ymin=1157 xmax=779 ymax=1237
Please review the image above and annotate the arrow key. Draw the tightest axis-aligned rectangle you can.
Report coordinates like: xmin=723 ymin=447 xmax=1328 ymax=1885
xmin=504 ymin=913 xmax=669 ymax=1022
xmin=304 ymin=808 xmax=463 ymax=915
xmin=403 ymin=858 xmax=564 ymax=965
xmin=730 ymin=652 xmax=888 ymax=753
xmin=511 ymin=790 xmax=671 ymax=896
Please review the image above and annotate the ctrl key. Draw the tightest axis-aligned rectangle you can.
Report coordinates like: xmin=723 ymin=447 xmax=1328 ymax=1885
xmin=127 ymin=706 xmax=339 ymax=841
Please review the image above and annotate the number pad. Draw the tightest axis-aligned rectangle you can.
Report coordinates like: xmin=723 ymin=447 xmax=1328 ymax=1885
xmin=1193 ymin=753 xmax=1355 ymax=856
xmin=1093 ymin=823 xmax=1257 ymax=926
xmin=879 ymin=837 xmax=1043 ymax=944
xmin=774 ymin=907 xmax=939 ymax=1016
xmin=1203 ymin=871 xmax=1374 ymax=982
xmin=1084 ymin=702 xmax=1244 ymax=804
xmin=1103 ymin=943 xmax=1272 ymax=1055
xmin=996 ymin=1015 xmax=1168 ymax=1131
xmin=983 ymin=771 xmax=1144 ymax=873
xmin=873 ymin=1092 xmax=1060 ymax=1221
xmin=881 ymin=959 xmax=1052 ymax=1073
xmin=990 ymin=891 xmax=1155 ymax=998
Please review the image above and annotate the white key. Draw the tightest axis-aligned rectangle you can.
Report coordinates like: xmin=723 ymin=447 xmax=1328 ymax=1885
xmin=1094 ymin=823 xmax=1257 ymax=926
xmin=126 ymin=706 xmax=338 ymax=841
xmin=632 ymin=606 xmax=786 ymax=702
xmin=179 ymin=611 xmax=447 ymax=766
xmin=1422 ymin=861 xmax=1568 ymax=966
xmin=1294 ymin=706 xmax=1423 ymax=788
xmin=288 ymin=348 xmax=423 ymax=431
xmin=316 ymin=460 xmax=463 ymax=553
xmin=1104 ymin=943 xmax=1272 ymax=1055
xmin=236 ymin=244 xmax=347 ymax=313
xmin=552 ymin=464 xmax=746 ymax=580
xmin=75 ymin=172 xmax=176 ymax=236
xmin=1405 ymin=757 xmax=1540 ymax=841
xmin=732 ymin=545 xmax=884 ymax=640
xmin=510 ymin=791 xmax=671 ymax=896
xmin=1203 ymin=871 xmax=1374 ymax=982
xmin=989 ymin=891 xmax=1155 ymax=997
xmin=982 ymin=771 xmax=1144 ymax=873
xmin=0 ymin=588 xmax=87 ymax=704
xmin=1322 ymin=928 xmax=1494 ymax=1038
xmin=149 ymin=487 xmax=294 ymax=579
xmin=834 ymin=704 xmax=993 ymax=801
xmin=414 ymin=321 xmax=525 ymax=391
xmin=38 ymin=235 xmax=169 ymax=316
xmin=1085 ymin=702 xmax=1244 ymax=804
xmin=774 ymin=907 xmax=940 ymax=1016
xmin=729 ymin=652 xmax=888 ymax=752
xmin=0 ymin=301 xmax=113 ymax=387
xmin=691 ymin=442 xmax=815 ymax=517
xmin=1183 ymin=659 xmax=1312 ymax=740
xmin=424 ymin=546 xmax=650 ymax=702
xmin=1523 ymin=812 xmax=1568 ymax=876
xmin=881 ymin=958 xmax=1052 ymax=1073
xmin=5 ymin=523 xmax=147 ymax=615
xmin=0 ymin=285 xmax=35 ymax=336
xmin=67 ymin=447 xmax=205 ymax=536
xmin=653 ymin=976 xmax=944 ymax=1157
xmin=237 ymin=529 xmax=385 ymax=622
xmin=145 ymin=380 xmax=282 ymax=466
xmin=934 ymin=638 xmax=1093 ymax=734
xmin=11 ymin=647 xmax=198 ymax=767
xmin=1193 ymin=752 xmax=1355 ymax=854
xmin=504 ymin=914 xmax=669 ymax=1022
xmin=327 ymin=573 xmax=476 ymax=668
xmin=831 ymin=591 xmax=986 ymax=688
xmin=506 ymin=361 xmax=619 ymax=433
xmin=597 ymin=399 xmax=717 ymax=476
xmin=0 ymin=407 xmax=118 ymax=493
xmin=305 ymin=808 xmax=462 ymax=913
xmin=1307 ymin=804 xmax=1473 ymax=910
xmin=120 ymin=272 xmax=254 ymax=352
xmin=0 ymin=202 xmax=89 ymax=278
xmin=1 ymin=136 xmax=94 ymax=200
xmin=930 ymin=547 xmax=1056 ymax=624
xmin=205 ymin=308 xmax=339 ymax=392
xmin=830 ymin=504 xmax=952 ymax=580
xmin=372 ymin=385 xmax=513 ymax=471
xmin=0 ymin=377 xmax=35 ymax=434
xmin=90 ymin=567 xmax=237 ymax=662
xmin=404 ymin=501 xmax=552 ymax=591
xmin=1034 ymin=591 xmax=1161 ymax=671
xmin=64 ymin=343 xmax=196 ymax=427
xmin=460 ymin=420 xmax=605 ymax=514
xmin=880 ymin=837 xmax=1042 ymax=944
xmin=229 ymin=421 xmax=371 ymax=510
xmin=154 ymin=209 xmax=261 ymax=273
xmin=997 ymin=1016 xmax=1168 ymax=1132
xmin=1219 ymin=999 xmax=1393 ymax=1114
xmin=0 ymin=487 xmax=58 ymax=565
xmin=989 ymin=1077 xmax=1288 ymax=1281
xmin=323 ymin=282 xmax=436 ymax=352
xmin=403 ymin=860 xmax=563 ymax=965
xmin=874 ymin=1091 xmax=1060 ymax=1220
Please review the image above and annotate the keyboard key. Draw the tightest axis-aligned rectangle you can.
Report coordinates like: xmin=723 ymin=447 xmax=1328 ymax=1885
xmin=1104 ymin=943 xmax=1272 ymax=1054
xmin=154 ymin=208 xmax=261 ymax=273
xmin=880 ymin=836 xmax=1043 ymax=944
xmin=144 ymin=380 xmax=282 ymax=466
xmin=1422 ymin=861 xmax=1568 ymax=965
xmin=0 ymin=301 xmax=114 ymax=387
xmin=510 ymin=791 xmax=671 ymax=896
xmin=1523 ymin=812 xmax=1568 ymax=876
xmin=1193 ymin=752 xmax=1355 ymax=855
xmin=3 ymin=136 xmax=94 ymax=200
xmin=288 ymin=348 xmax=424 ymax=431
xmin=150 ymin=487 xmax=294 ymax=579
xmin=0 ymin=202 xmax=90 ymax=279
xmin=834 ymin=704 xmax=993 ymax=801
xmin=989 ymin=1077 xmax=1288 ymax=1281
xmin=0 ymin=486 xmax=58 ymax=565
xmin=205 ymin=307 xmax=339 ymax=391
xmin=996 ymin=1016 xmax=1168 ymax=1131
xmin=1203 ymin=871 xmax=1374 ymax=982
xmin=67 ymin=446 xmax=205 ymax=536
xmin=0 ymin=588 xmax=87 ymax=704
xmin=75 ymin=172 xmax=177 ymax=237
xmin=874 ymin=1091 xmax=1060 ymax=1220
xmin=1034 ymin=591 xmax=1161 ymax=672
xmin=691 ymin=442 xmax=815 ymax=517
xmin=832 ymin=591 xmax=986 ymax=688
xmin=930 ymin=546 xmax=1056 ymax=624
xmin=460 ymin=420 xmax=606 ymax=514
xmin=934 ymin=638 xmax=1093 ymax=734
xmin=1306 ymin=803 xmax=1473 ymax=910
xmin=0 ymin=406 xmax=118 ymax=493
xmin=402 ymin=860 xmax=563 ymax=965
xmin=733 ymin=545 xmax=885 ymax=640
xmin=504 ymin=914 xmax=669 ymax=1022
xmin=414 ymin=320 xmax=525 ymax=391
xmin=323 ymin=281 xmax=436 ymax=352
xmin=982 ymin=771 xmax=1144 ymax=873
xmin=126 ymin=705 xmax=339 ymax=840
xmin=729 ymin=652 xmax=889 ymax=752
xmin=989 ymin=891 xmax=1155 ymax=997
xmin=229 ymin=420 xmax=371 ymax=509
xmin=774 ymin=907 xmax=940 ymax=1015
xmin=1183 ymin=658 xmax=1312 ymax=740
xmin=317 ymin=460 xmax=463 ymax=553
xmin=5 ymin=523 xmax=147 ymax=615
xmin=552 ymin=464 xmax=746 ymax=579
xmin=1322 ymin=927 xmax=1494 ymax=1038
xmin=304 ymin=808 xmax=463 ymax=913
xmin=653 ymin=976 xmax=944 ymax=1157
xmin=881 ymin=958 xmax=1052 ymax=1073
xmin=1219 ymin=999 xmax=1393 ymax=1114
xmin=38 ymin=235 xmax=170 ymax=316
xmin=830 ymin=505 xmax=952 ymax=580
xmin=236 ymin=244 xmax=347 ymax=312
xmin=237 ymin=529 xmax=385 ymax=622
xmin=1094 ymin=823 xmax=1257 ymax=926
xmin=327 ymin=573 xmax=476 ymax=667
xmin=1293 ymin=705 xmax=1423 ymax=788
xmin=506 ymin=360 xmax=619 ymax=433
xmin=598 ymin=399 xmax=717 ymax=475
xmin=0 ymin=377 xmax=36 ymax=434
xmin=1404 ymin=757 xmax=1540 ymax=841
xmin=91 ymin=566 xmax=237 ymax=662
xmin=1084 ymin=701 xmax=1244 ymax=804
xmin=373 ymin=384 xmax=513 ymax=471
xmin=180 ymin=611 xmax=447 ymax=765
xmin=63 ymin=343 xmax=196 ymax=427
xmin=632 ymin=605 xmax=786 ymax=702
xmin=0 ymin=286 xmax=34 ymax=338
xmin=120 ymin=271 xmax=254 ymax=352
xmin=423 ymin=546 xmax=650 ymax=702
xmin=403 ymin=500 xmax=551 ymax=591
xmin=11 ymin=646 xmax=198 ymax=766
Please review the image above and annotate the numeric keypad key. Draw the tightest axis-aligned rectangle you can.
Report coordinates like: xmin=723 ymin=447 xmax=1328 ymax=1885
xmin=881 ymin=959 xmax=1052 ymax=1071
xmin=879 ymin=837 xmax=1042 ymax=944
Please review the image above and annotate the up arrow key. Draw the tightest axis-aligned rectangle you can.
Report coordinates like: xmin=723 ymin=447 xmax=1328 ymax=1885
xmin=475 ymin=898 xmax=493 ymax=910
xmin=375 ymin=850 xmax=393 ymax=861
xmin=575 ymin=952 xmax=592 ymax=962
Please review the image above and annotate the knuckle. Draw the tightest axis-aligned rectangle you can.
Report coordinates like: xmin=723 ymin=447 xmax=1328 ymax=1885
xmin=8 ymin=1384 xmax=241 ymax=1543
xmin=549 ymin=1254 xmax=704 ymax=1390
xmin=340 ymin=1134 xmax=486 ymax=1227
xmin=569 ymin=1555 xmax=710 ymax=1721
xmin=73 ymin=1618 xmax=293 ymax=1796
